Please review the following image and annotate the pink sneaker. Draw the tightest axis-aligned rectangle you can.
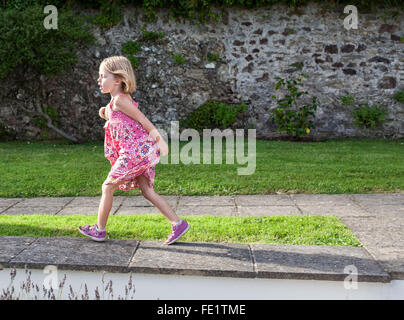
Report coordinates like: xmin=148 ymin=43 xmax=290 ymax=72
xmin=78 ymin=224 xmax=106 ymax=242
xmin=164 ymin=220 xmax=190 ymax=245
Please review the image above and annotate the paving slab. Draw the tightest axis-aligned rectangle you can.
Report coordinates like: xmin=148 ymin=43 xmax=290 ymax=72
xmin=11 ymin=197 xmax=74 ymax=207
xmin=237 ymin=205 xmax=301 ymax=216
xmin=340 ymin=217 xmax=404 ymax=248
xmin=350 ymin=193 xmax=404 ymax=206
xmin=349 ymin=204 xmax=404 ymax=218
xmin=63 ymin=196 xmax=124 ymax=207
xmin=299 ymin=204 xmax=374 ymax=217
xmin=364 ymin=247 xmax=404 ymax=280
xmin=122 ymin=195 xmax=178 ymax=208
xmin=129 ymin=241 xmax=255 ymax=278
xmin=8 ymin=237 xmax=138 ymax=273
xmin=0 ymin=236 xmax=37 ymax=266
xmin=1 ymin=197 xmax=75 ymax=215
xmin=114 ymin=206 xmax=162 ymax=215
xmin=178 ymin=196 xmax=235 ymax=206
xmin=0 ymin=198 xmax=24 ymax=212
xmin=290 ymin=194 xmax=354 ymax=206
xmin=58 ymin=206 xmax=105 ymax=215
xmin=340 ymin=216 xmax=404 ymax=279
xmin=56 ymin=196 xmax=125 ymax=215
xmin=251 ymin=244 xmax=390 ymax=282
xmin=1 ymin=206 xmax=63 ymax=215
xmin=235 ymin=195 xmax=294 ymax=206
xmin=176 ymin=205 xmax=237 ymax=216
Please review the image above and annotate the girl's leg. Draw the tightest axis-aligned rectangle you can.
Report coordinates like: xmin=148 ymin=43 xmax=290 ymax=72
xmin=135 ymin=174 xmax=180 ymax=225
xmin=97 ymin=180 xmax=120 ymax=229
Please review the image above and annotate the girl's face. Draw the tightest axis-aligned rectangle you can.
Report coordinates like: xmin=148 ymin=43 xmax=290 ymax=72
xmin=97 ymin=65 xmax=120 ymax=94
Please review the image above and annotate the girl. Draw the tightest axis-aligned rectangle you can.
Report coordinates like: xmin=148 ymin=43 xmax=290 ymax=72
xmin=78 ymin=56 xmax=190 ymax=245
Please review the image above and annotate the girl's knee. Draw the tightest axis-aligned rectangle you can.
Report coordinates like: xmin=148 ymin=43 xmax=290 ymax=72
xmin=102 ymin=182 xmax=117 ymax=193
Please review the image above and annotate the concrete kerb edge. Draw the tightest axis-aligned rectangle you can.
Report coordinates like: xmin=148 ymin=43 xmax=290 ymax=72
xmin=0 ymin=236 xmax=394 ymax=283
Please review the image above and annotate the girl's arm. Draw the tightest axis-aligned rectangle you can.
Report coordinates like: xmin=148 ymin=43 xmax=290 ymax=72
xmin=114 ymin=95 xmax=162 ymax=142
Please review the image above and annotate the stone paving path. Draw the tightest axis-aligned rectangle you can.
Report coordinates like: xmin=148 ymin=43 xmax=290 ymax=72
xmin=0 ymin=193 xmax=403 ymax=281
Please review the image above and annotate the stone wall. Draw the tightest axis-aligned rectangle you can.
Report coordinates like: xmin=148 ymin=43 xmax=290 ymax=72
xmin=1 ymin=3 xmax=403 ymax=142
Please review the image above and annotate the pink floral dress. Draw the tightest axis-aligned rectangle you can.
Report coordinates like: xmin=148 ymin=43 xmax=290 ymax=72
xmin=103 ymin=93 xmax=160 ymax=191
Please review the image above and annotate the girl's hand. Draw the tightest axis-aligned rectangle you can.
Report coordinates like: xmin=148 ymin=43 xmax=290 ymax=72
xmin=99 ymin=107 xmax=108 ymax=120
xmin=157 ymin=139 xmax=169 ymax=156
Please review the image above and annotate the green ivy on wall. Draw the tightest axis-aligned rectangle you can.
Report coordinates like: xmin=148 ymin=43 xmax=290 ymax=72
xmin=92 ymin=1 xmax=123 ymax=29
xmin=3 ymin=1 xmax=401 ymax=32
xmin=137 ymin=0 xmax=402 ymax=26
xmin=0 ymin=3 xmax=95 ymax=79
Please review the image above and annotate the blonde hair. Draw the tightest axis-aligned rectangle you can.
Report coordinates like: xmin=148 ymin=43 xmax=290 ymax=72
xmin=100 ymin=56 xmax=136 ymax=93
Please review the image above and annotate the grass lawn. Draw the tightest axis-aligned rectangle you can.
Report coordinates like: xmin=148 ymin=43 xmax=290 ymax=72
xmin=0 ymin=137 xmax=403 ymax=197
xmin=0 ymin=214 xmax=362 ymax=246
xmin=0 ymin=137 xmax=401 ymax=246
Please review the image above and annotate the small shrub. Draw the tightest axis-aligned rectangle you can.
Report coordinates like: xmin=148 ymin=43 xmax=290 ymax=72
xmin=206 ymin=53 xmax=221 ymax=62
xmin=31 ymin=106 xmax=59 ymax=129
xmin=393 ymin=90 xmax=404 ymax=103
xmin=213 ymin=101 xmax=247 ymax=128
xmin=127 ymin=55 xmax=139 ymax=69
xmin=140 ymin=25 xmax=165 ymax=41
xmin=45 ymin=106 xmax=59 ymax=123
xmin=32 ymin=116 xmax=47 ymax=129
xmin=351 ymin=103 xmax=387 ymax=129
xmin=179 ymin=99 xmax=247 ymax=134
xmin=122 ymin=40 xmax=141 ymax=69
xmin=171 ymin=52 xmax=187 ymax=65
xmin=268 ymin=74 xmax=318 ymax=138
xmin=341 ymin=94 xmax=355 ymax=106
xmin=0 ymin=122 xmax=17 ymax=141
xmin=122 ymin=40 xmax=141 ymax=55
